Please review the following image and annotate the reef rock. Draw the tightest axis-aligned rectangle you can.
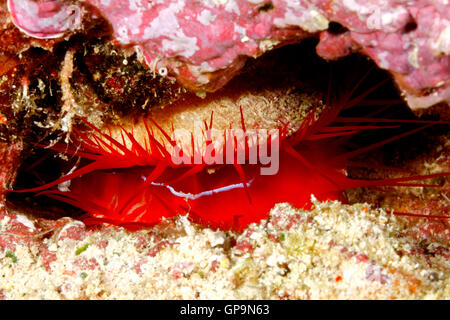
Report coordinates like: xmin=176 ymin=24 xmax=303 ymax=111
xmin=6 ymin=0 xmax=450 ymax=109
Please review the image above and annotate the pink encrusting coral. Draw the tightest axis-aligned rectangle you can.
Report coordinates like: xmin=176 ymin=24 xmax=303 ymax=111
xmin=6 ymin=0 xmax=81 ymax=39
xmin=6 ymin=0 xmax=450 ymax=110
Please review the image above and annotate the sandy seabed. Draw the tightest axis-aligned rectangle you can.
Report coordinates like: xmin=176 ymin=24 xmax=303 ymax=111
xmin=0 ymin=197 xmax=448 ymax=300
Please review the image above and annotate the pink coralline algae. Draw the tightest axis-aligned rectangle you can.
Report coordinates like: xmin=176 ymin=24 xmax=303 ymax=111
xmin=7 ymin=0 xmax=81 ymax=39
xmin=6 ymin=0 xmax=450 ymax=110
